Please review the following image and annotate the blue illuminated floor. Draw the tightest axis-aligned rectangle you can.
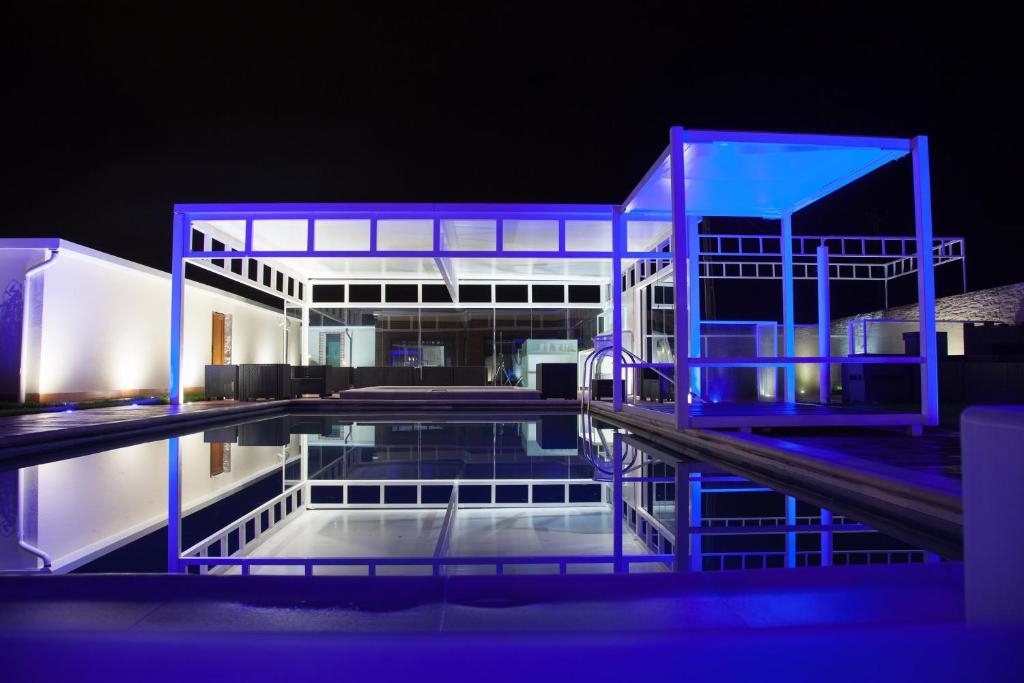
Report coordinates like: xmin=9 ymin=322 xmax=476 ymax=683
xmin=5 ymin=565 xmax=1020 ymax=682
xmin=0 ymin=562 xmax=965 ymax=632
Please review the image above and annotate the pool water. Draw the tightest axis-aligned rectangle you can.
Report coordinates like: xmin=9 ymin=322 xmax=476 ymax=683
xmin=0 ymin=412 xmax=937 ymax=575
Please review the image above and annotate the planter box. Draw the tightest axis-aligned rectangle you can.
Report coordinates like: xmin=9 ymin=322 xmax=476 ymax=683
xmin=354 ymin=366 xmax=416 ymax=387
xmin=453 ymin=366 xmax=487 ymax=386
xmin=419 ymin=366 xmax=454 ymax=386
xmin=204 ymin=365 xmax=238 ymax=400
xmin=238 ymin=364 xmax=291 ymax=401
xmin=536 ymin=363 xmax=577 ymax=399
xmin=591 ymin=378 xmax=625 ymax=401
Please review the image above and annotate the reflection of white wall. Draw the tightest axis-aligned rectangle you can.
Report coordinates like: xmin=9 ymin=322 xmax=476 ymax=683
xmin=34 ymin=433 xmax=283 ymax=571
xmin=28 ymin=244 xmax=292 ymax=399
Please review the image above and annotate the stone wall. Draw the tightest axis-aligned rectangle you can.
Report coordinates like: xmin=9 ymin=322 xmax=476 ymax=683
xmin=832 ymin=282 xmax=1024 ymax=334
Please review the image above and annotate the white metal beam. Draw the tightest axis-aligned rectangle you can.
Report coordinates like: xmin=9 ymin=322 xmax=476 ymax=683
xmin=669 ymin=126 xmax=690 ymax=428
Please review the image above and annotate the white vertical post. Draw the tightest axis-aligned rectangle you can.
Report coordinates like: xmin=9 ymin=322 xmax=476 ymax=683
xmin=688 ymin=472 xmax=702 ymax=571
xmin=669 ymin=127 xmax=690 ymax=428
xmin=300 ymin=303 xmax=310 ymax=366
xmin=612 ymin=432 xmax=624 ymax=573
xmin=785 ymin=495 xmax=797 ymax=568
xmin=167 ymin=436 xmax=182 ymax=573
xmin=816 ymin=245 xmax=831 ymax=404
xmin=687 ymin=216 xmax=702 ymax=400
xmin=911 ymin=135 xmax=939 ymax=426
xmin=281 ymin=308 xmax=289 ymax=364
xmin=781 ymin=214 xmax=796 ymax=403
xmin=612 ymin=207 xmax=625 ymax=411
xmin=674 ymin=463 xmax=688 ymax=572
xmin=820 ymin=507 xmax=833 ymax=567
xmin=169 ymin=212 xmax=186 ymax=405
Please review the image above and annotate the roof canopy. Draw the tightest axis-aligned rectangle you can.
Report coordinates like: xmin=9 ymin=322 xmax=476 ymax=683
xmin=624 ymin=130 xmax=910 ymax=218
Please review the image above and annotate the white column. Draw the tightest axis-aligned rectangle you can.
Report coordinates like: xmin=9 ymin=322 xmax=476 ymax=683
xmin=612 ymin=432 xmax=625 ymax=573
xmin=816 ymin=245 xmax=831 ymax=404
xmin=169 ymin=212 xmax=186 ymax=405
xmin=781 ymin=214 xmax=796 ymax=403
xmin=820 ymin=508 xmax=833 ymax=567
xmin=300 ymin=303 xmax=310 ymax=366
xmin=689 ymin=472 xmax=702 ymax=571
xmin=687 ymin=216 xmax=702 ymax=400
xmin=167 ymin=436 xmax=182 ymax=573
xmin=785 ymin=495 xmax=797 ymax=568
xmin=911 ymin=136 xmax=939 ymax=426
xmin=669 ymin=127 xmax=690 ymax=428
xmin=612 ymin=207 xmax=625 ymax=410
xmin=674 ymin=463 xmax=688 ymax=572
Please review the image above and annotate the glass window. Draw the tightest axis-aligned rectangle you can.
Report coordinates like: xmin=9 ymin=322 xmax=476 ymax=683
xmin=377 ymin=220 xmax=433 ymax=251
xmin=422 ymin=284 xmax=453 ymax=303
xmin=315 ymin=219 xmax=371 ymax=251
xmin=568 ymin=285 xmax=602 ymax=303
xmin=626 ymin=220 xmax=671 ymax=253
xmin=566 ymin=220 xmax=612 ymax=252
xmin=385 ymin=284 xmax=418 ymax=303
xmin=349 ymin=284 xmax=382 ymax=303
xmin=495 ymin=284 xmax=528 ymax=303
xmin=253 ymin=219 xmax=308 ymax=251
xmin=503 ymin=220 xmax=558 ymax=251
xmin=459 ymin=285 xmax=491 ymax=303
xmin=442 ymin=219 xmax=496 ymax=251
xmin=192 ymin=220 xmax=245 ymax=249
xmin=532 ymin=284 xmax=564 ymax=303
xmin=313 ymin=285 xmax=346 ymax=303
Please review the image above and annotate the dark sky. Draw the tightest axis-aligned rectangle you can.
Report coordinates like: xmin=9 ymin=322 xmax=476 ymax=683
xmin=2 ymin=3 xmax=1018 ymax=298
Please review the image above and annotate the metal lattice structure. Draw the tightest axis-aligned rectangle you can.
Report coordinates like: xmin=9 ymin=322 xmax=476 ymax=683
xmin=168 ymin=128 xmax=944 ymax=435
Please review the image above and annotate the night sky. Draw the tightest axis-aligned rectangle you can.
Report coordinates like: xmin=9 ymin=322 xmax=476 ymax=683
xmin=3 ymin=4 xmax=1018 ymax=307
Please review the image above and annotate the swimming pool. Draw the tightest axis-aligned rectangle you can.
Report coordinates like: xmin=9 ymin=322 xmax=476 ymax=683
xmin=1 ymin=412 xmax=939 ymax=575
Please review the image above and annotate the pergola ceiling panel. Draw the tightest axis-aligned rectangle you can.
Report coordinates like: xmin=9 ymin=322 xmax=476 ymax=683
xmin=626 ymin=135 xmax=908 ymax=218
xmin=287 ymin=256 xmax=610 ymax=281
xmin=454 ymin=258 xmax=611 ymax=281
xmin=297 ymin=257 xmax=441 ymax=279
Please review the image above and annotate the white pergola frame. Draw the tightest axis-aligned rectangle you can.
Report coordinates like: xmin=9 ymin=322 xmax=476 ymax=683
xmin=169 ymin=128 xmax=941 ymax=432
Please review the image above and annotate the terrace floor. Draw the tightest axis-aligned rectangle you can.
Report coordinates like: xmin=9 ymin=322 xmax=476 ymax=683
xmin=6 ymin=564 xmax=1020 ymax=682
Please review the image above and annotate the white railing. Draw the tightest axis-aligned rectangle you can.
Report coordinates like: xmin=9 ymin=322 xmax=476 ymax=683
xmin=702 ymin=515 xmax=852 ymax=527
xmin=623 ymin=495 xmax=677 ymax=555
xmin=307 ymin=479 xmax=604 ymax=508
xmin=182 ymin=484 xmax=305 ymax=574
xmin=702 ymin=548 xmax=928 ymax=571
xmin=178 ymin=553 xmax=674 ymax=576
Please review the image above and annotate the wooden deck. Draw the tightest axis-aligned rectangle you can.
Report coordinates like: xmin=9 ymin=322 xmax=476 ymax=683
xmin=589 ymin=401 xmax=963 ymax=558
xmin=620 ymin=400 xmax=924 ymax=428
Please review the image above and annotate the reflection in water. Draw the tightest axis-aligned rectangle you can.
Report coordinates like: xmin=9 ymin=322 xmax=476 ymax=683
xmin=0 ymin=413 xmax=936 ymax=575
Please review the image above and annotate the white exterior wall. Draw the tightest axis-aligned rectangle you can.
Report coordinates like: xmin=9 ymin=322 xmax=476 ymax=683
xmin=29 ymin=244 xmax=297 ymax=400
xmin=0 ymin=246 xmax=49 ymax=399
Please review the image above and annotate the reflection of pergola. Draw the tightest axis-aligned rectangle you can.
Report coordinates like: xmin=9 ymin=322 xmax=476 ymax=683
xmin=170 ymin=127 xmax=944 ymax=430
